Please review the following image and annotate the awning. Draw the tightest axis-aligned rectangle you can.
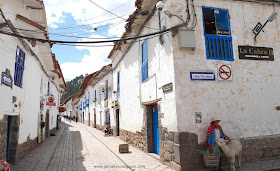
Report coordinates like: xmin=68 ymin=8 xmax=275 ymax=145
xmin=59 ymin=107 xmax=66 ymax=112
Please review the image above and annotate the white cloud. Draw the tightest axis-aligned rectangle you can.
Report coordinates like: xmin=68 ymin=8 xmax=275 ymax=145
xmin=44 ymin=0 xmax=136 ymax=80
xmin=60 ymin=35 xmax=113 ymax=80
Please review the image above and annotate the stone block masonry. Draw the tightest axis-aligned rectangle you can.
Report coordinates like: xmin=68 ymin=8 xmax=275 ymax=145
xmin=16 ymin=135 xmax=38 ymax=161
xmin=119 ymin=129 xmax=146 ymax=151
xmin=0 ymin=115 xmax=8 ymax=159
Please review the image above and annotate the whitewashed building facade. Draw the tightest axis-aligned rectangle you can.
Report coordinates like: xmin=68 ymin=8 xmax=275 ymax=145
xmin=79 ymin=64 xmax=113 ymax=130
xmin=0 ymin=0 xmax=66 ymax=164
xmin=108 ymin=0 xmax=280 ymax=170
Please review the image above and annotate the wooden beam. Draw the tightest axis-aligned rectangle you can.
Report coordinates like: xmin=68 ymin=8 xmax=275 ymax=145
xmin=16 ymin=14 xmax=45 ymax=31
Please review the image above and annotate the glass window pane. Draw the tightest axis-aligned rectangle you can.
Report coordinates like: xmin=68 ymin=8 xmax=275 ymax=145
xmin=215 ymin=9 xmax=230 ymax=36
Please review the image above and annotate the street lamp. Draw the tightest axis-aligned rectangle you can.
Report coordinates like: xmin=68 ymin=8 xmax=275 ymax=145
xmin=253 ymin=12 xmax=277 ymax=39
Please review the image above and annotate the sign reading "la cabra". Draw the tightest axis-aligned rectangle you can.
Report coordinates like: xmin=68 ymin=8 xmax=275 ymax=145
xmin=238 ymin=46 xmax=274 ymax=61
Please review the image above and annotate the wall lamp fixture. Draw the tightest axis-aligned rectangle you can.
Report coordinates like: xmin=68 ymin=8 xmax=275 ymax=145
xmin=253 ymin=12 xmax=277 ymax=39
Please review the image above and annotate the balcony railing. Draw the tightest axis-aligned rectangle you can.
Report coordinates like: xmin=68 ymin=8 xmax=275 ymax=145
xmin=205 ymin=34 xmax=234 ymax=61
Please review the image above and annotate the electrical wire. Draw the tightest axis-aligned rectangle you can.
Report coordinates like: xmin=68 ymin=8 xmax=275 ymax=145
xmin=16 ymin=19 xmax=126 ymax=37
xmin=47 ymin=12 xmax=131 ymax=31
xmin=88 ymin=0 xmax=160 ymax=31
xmin=54 ymin=29 xmax=171 ymax=48
xmin=0 ymin=23 xmax=178 ymax=44
xmin=47 ymin=0 xmax=132 ymax=30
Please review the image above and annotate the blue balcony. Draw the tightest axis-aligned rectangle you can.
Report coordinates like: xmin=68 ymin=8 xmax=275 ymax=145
xmin=205 ymin=34 xmax=234 ymax=61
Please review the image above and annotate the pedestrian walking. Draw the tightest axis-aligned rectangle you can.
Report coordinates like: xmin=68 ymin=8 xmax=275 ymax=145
xmin=76 ymin=112 xmax=78 ymax=123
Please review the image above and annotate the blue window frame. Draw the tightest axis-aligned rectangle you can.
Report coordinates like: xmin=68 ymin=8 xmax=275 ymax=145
xmin=14 ymin=46 xmax=25 ymax=88
xmin=202 ymin=7 xmax=234 ymax=61
xmin=105 ymin=80 xmax=108 ymax=99
xmin=117 ymin=72 xmax=120 ymax=98
xmin=141 ymin=39 xmax=148 ymax=82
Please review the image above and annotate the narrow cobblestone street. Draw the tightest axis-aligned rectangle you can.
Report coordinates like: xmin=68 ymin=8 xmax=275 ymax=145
xmin=11 ymin=121 xmax=173 ymax=171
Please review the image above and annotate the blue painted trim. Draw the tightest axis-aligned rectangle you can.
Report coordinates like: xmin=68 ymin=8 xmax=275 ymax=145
xmin=202 ymin=6 xmax=234 ymax=61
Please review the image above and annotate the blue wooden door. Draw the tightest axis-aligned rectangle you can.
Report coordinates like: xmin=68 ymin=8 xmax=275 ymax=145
xmin=153 ymin=108 xmax=159 ymax=155
xmin=6 ymin=116 xmax=12 ymax=159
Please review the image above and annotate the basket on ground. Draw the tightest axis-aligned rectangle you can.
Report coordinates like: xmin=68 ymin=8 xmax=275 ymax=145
xmin=203 ymin=153 xmax=220 ymax=167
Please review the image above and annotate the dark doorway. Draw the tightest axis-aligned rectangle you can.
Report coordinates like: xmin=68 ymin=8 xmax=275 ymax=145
xmin=88 ymin=112 xmax=90 ymax=126
xmin=146 ymin=105 xmax=159 ymax=155
xmin=45 ymin=110 xmax=50 ymax=139
xmin=116 ymin=109 xmax=120 ymax=136
xmin=6 ymin=115 xmax=19 ymax=165
xmin=94 ymin=109 xmax=96 ymax=128
xmin=82 ymin=112 xmax=84 ymax=124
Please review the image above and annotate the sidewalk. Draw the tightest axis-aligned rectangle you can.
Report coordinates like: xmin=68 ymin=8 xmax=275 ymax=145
xmin=11 ymin=124 xmax=65 ymax=171
xmin=74 ymin=122 xmax=280 ymax=171
xmin=72 ymin=121 xmax=173 ymax=170
xmin=11 ymin=120 xmax=280 ymax=171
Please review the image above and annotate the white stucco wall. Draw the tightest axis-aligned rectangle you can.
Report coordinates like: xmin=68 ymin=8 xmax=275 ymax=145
xmin=0 ymin=0 xmax=61 ymax=144
xmin=170 ymin=0 xmax=280 ymax=142
xmin=85 ymin=72 xmax=113 ymax=129
xmin=111 ymin=8 xmax=178 ymax=133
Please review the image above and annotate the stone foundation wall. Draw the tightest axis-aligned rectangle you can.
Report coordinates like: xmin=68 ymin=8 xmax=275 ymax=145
xmin=16 ymin=135 xmax=38 ymax=161
xmin=0 ymin=115 xmax=8 ymax=159
xmin=240 ymin=135 xmax=280 ymax=163
xmin=168 ymin=132 xmax=280 ymax=171
xmin=96 ymin=124 xmax=101 ymax=130
xmin=119 ymin=129 xmax=146 ymax=151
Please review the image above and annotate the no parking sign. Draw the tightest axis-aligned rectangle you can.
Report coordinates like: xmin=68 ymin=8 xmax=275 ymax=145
xmin=218 ymin=64 xmax=232 ymax=81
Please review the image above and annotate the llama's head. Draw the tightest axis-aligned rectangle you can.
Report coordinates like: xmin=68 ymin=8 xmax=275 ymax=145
xmin=217 ymin=139 xmax=229 ymax=147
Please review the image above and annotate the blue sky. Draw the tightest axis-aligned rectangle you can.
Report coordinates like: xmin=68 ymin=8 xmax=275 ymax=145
xmin=44 ymin=0 xmax=135 ymax=81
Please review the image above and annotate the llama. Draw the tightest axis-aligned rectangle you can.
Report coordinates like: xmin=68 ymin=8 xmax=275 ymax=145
xmin=217 ymin=139 xmax=242 ymax=171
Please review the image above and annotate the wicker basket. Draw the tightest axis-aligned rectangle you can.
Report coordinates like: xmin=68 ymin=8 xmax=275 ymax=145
xmin=203 ymin=153 xmax=220 ymax=167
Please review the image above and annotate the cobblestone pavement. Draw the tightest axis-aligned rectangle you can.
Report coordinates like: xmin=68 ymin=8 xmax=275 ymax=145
xmin=11 ymin=121 xmax=173 ymax=171
xmin=11 ymin=121 xmax=280 ymax=171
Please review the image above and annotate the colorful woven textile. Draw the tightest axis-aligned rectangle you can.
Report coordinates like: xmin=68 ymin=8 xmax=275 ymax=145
xmin=0 ymin=160 xmax=10 ymax=171
xmin=203 ymin=153 xmax=220 ymax=167
xmin=203 ymin=124 xmax=231 ymax=146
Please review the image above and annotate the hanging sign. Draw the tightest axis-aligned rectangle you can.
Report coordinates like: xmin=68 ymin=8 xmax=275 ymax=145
xmin=160 ymin=83 xmax=173 ymax=93
xmin=238 ymin=46 xmax=274 ymax=61
xmin=190 ymin=71 xmax=215 ymax=81
xmin=46 ymin=96 xmax=56 ymax=106
xmin=218 ymin=64 xmax=232 ymax=81
xmin=1 ymin=69 xmax=13 ymax=89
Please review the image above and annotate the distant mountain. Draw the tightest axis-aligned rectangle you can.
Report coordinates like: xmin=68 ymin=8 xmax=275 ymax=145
xmin=61 ymin=75 xmax=84 ymax=103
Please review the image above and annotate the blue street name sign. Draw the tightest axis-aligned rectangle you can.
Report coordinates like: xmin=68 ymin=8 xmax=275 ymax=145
xmin=190 ymin=72 xmax=216 ymax=81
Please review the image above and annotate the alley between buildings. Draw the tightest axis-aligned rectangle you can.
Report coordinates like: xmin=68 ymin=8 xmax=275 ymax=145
xmin=11 ymin=121 xmax=173 ymax=171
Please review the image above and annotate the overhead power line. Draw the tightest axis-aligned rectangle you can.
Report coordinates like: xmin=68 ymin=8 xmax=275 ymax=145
xmin=0 ymin=24 xmax=179 ymax=44
xmin=48 ymin=0 xmax=132 ymax=30
xmin=88 ymin=0 xmax=160 ymax=31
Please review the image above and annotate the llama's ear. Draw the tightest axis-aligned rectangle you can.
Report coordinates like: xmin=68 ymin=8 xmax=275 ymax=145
xmin=225 ymin=140 xmax=229 ymax=143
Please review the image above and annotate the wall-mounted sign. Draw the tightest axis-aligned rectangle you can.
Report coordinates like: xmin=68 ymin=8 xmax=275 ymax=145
xmin=190 ymin=71 xmax=215 ymax=81
xmin=218 ymin=64 xmax=232 ymax=81
xmin=195 ymin=112 xmax=202 ymax=123
xmin=46 ymin=96 xmax=56 ymax=106
xmin=238 ymin=46 xmax=274 ymax=61
xmin=161 ymin=83 xmax=173 ymax=93
xmin=1 ymin=69 xmax=13 ymax=89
